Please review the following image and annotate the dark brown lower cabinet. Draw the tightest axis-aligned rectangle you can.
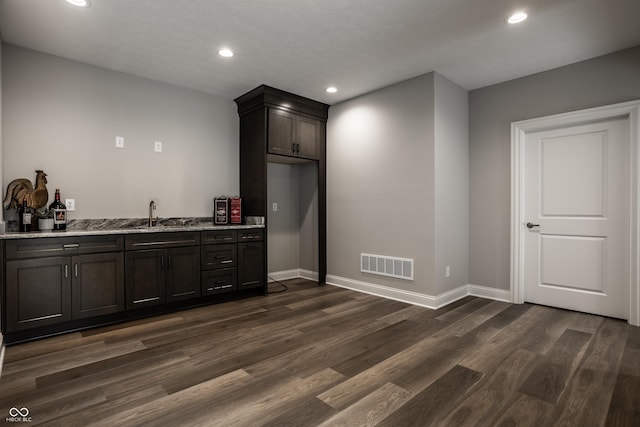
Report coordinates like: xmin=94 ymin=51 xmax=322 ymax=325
xmin=125 ymin=246 xmax=200 ymax=310
xmin=238 ymin=241 xmax=265 ymax=290
xmin=6 ymin=257 xmax=71 ymax=332
xmin=125 ymin=249 xmax=165 ymax=309
xmin=72 ymin=252 xmax=125 ymax=319
xmin=3 ymin=229 xmax=264 ymax=342
xmin=6 ymin=252 xmax=125 ymax=332
xmin=166 ymin=246 xmax=201 ymax=302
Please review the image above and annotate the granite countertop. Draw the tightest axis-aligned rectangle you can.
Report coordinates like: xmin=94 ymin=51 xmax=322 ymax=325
xmin=1 ymin=217 xmax=264 ymax=240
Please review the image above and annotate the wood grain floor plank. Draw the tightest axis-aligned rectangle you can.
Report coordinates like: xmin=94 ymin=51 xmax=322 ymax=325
xmin=518 ymin=328 xmax=593 ymax=404
xmin=551 ymin=318 xmax=628 ymax=426
xmin=318 ymin=382 xmax=412 ymax=427
xmin=261 ymin=396 xmax=336 ymax=427
xmin=91 ymin=369 xmax=253 ymax=427
xmin=459 ymin=304 xmax=572 ymax=374
xmin=331 ymin=317 xmax=444 ymax=378
xmin=2 ymin=340 xmax=145 ymax=381
xmin=493 ymin=393 xmax=556 ymax=427
xmin=317 ymin=333 xmax=460 ymax=410
xmin=187 ymin=368 xmax=345 ymax=427
xmin=436 ymin=348 xmax=541 ymax=427
xmin=3 ymin=332 xmax=89 ymax=363
xmin=0 ymin=279 xmax=635 ymax=426
xmin=44 ymin=385 xmax=167 ymax=427
xmin=1 ymin=349 xmax=189 ymax=417
xmin=377 ymin=364 xmax=483 ymax=427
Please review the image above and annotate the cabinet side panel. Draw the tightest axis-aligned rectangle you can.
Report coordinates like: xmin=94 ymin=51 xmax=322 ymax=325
xmin=240 ymin=109 xmax=267 ymax=217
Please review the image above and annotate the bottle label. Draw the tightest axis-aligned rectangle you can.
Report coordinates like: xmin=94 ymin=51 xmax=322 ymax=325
xmin=23 ymin=212 xmax=32 ymax=223
xmin=53 ymin=209 xmax=66 ymax=225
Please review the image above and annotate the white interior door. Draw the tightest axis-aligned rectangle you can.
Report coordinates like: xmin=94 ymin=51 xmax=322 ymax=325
xmin=523 ymin=118 xmax=630 ymax=319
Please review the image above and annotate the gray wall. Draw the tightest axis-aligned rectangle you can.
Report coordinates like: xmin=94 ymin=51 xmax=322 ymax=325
xmin=2 ymin=44 xmax=239 ymax=220
xmin=267 ymin=163 xmax=300 ymax=273
xmin=469 ymin=45 xmax=640 ymax=290
xmin=327 ymin=73 xmax=437 ymax=294
xmin=434 ymin=73 xmax=469 ymax=293
xmin=267 ymin=162 xmax=318 ymax=275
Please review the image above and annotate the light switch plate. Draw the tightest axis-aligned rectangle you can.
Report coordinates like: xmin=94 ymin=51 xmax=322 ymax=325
xmin=154 ymin=141 xmax=162 ymax=152
xmin=66 ymin=199 xmax=76 ymax=211
xmin=115 ymin=136 xmax=124 ymax=148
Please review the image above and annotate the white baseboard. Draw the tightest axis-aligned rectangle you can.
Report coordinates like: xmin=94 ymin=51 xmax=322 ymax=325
xmin=326 ymin=275 xmax=513 ymax=309
xmin=467 ymin=283 xmax=512 ymax=302
xmin=268 ymin=269 xmax=319 ymax=283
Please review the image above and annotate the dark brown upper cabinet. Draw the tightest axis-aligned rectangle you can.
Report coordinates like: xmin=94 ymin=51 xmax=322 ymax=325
xmin=268 ymin=108 xmax=323 ymax=160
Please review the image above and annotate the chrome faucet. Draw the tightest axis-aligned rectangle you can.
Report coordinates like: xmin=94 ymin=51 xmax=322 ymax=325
xmin=149 ymin=200 xmax=158 ymax=227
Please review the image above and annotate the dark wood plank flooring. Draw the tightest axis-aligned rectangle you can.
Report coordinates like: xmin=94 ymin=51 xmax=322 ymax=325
xmin=0 ymin=279 xmax=638 ymax=426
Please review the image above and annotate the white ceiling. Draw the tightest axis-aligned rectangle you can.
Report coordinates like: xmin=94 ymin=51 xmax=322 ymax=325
xmin=1 ymin=0 xmax=640 ymax=104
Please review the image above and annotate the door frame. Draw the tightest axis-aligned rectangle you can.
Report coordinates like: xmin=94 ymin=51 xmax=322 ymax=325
xmin=510 ymin=100 xmax=640 ymax=326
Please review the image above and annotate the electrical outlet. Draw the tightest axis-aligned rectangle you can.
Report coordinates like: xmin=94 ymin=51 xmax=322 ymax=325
xmin=154 ymin=141 xmax=162 ymax=152
xmin=115 ymin=136 xmax=124 ymax=148
xmin=445 ymin=265 xmax=451 ymax=278
xmin=66 ymin=199 xmax=76 ymax=211
xmin=272 ymin=202 xmax=278 ymax=212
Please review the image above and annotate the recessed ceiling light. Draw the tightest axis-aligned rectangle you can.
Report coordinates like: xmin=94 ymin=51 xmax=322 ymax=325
xmin=326 ymin=86 xmax=338 ymax=93
xmin=65 ymin=0 xmax=91 ymax=7
xmin=218 ymin=48 xmax=234 ymax=58
xmin=507 ymin=11 xmax=528 ymax=24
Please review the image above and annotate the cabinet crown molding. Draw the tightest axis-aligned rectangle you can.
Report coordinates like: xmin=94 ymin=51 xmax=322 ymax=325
xmin=235 ymin=85 xmax=329 ymax=120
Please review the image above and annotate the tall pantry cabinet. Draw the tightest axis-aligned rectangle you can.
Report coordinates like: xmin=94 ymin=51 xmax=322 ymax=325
xmin=234 ymin=85 xmax=329 ymax=284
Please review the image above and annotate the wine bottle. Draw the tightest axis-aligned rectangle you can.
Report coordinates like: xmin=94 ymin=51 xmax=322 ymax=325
xmin=49 ymin=188 xmax=67 ymax=231
xmin=19 ymin=198 xmax=32 ymax=232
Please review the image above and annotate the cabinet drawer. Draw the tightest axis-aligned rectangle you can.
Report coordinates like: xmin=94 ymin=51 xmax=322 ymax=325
xmin=201 ymin=244 xmax=237 ymax=270
xmin=202 ymin=230 xmax=237 ymax=245
xmin=5 ymin=235 xmax=124 ymax=259
xmin=238 ymin=229 xmax=264 ymax=242
xmin=125 ymin=232 xmax=200 ymax=250
xmin=202 ymin=268 xmax=237 ymax=295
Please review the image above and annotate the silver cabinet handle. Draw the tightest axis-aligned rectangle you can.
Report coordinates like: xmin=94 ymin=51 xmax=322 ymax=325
xmin=75 ymin=263 xmax=79 ymax=277
xmin=64 ymin=264 xmax=69 ymax=278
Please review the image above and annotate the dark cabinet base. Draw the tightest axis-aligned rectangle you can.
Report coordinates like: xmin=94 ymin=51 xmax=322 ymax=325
xmin=3 ymin=228 xmax=265 ymax=344
xmin=3 ymin=286 xmax=264 ymax=345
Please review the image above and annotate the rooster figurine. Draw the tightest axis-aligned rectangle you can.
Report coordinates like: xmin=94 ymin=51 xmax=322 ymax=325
xmin=3 ymin=170 xmax=49 ymax=210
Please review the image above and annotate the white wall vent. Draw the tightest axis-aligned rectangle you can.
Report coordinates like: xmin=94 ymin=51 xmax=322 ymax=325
xmin=360 ymin=253 xmax=414 ymax=281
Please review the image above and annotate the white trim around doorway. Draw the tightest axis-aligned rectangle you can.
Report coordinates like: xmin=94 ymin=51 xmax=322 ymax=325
xmin=510 ymin=100 xmax=640 ymax=326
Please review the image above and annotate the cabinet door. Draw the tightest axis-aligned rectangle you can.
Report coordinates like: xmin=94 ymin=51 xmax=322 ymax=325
xmin=268 ymin=108 xmax=296 ymax=156
xmin=166 ymin=246 xmax=201 ymax=302
xmin=238 ymin=242 xmax=265 ymax=290
xmin=72 ymin=252 xmax=125 ymax=319
xmin=125 ymin=249 xmax=165 ymax=309
xmin=296 ymin=115 xmax=321 ymax=160
xmin=6 ymin=257 xmax=71 ymax=332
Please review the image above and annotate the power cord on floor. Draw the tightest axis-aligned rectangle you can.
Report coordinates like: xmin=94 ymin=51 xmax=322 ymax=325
xmin=267 ymin=276 xmax=288 ymax=294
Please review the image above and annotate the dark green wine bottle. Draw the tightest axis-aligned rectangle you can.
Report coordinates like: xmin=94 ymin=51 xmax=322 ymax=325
xmin=19 ymin=198 xmax=32 ymax=232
